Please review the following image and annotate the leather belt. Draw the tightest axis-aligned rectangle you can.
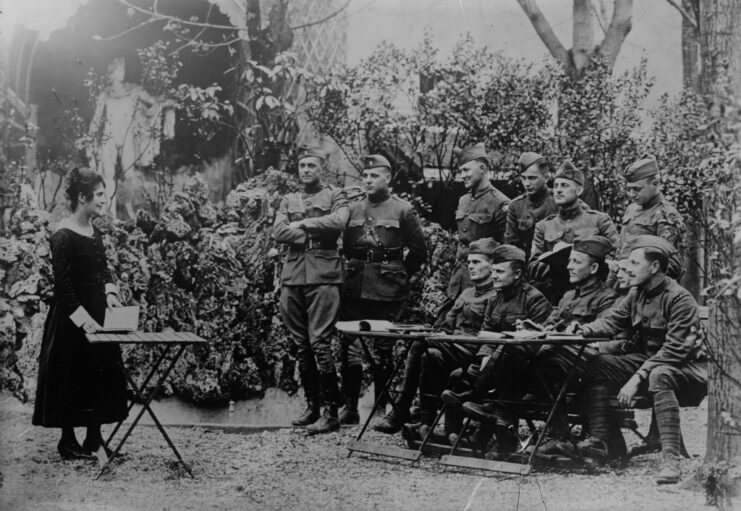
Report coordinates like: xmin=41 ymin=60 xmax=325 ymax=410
xmin=290 ymin=239 xmax=338 ymax=251
xmin=349 ymin=247 xmax=404 ymax=264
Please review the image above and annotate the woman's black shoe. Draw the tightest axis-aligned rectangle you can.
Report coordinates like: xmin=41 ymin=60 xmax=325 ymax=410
xmin=57 ymin=440 xmax=95 ymax=460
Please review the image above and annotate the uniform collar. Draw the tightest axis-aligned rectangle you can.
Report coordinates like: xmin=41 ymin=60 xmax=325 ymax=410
xmin=641 ymin=192 xmax=662 ymax=210
xmin=558 ymin=200 xmax=582 ymax=220
xmin=573 ymin=276 xmax=601 ymax=298
xmin=474 ymin=280 xmax=495 ymax=297
xmin=368 ymin=189 xmax=390 ymax=204
xmin=527 ymin=186 xmax=551 ymax=205
xmin=304 ymin=182 xmax=323 ymax=195
xmin=641 ymin=275 xmax=670 ymax=298
xmin=471 ymin=180 xmax=493 ymax=199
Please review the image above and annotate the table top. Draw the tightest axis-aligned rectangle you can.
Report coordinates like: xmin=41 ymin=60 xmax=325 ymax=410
xmin=338 ymin=326 xmax=609 ymax=346
xmin=85 ymin=331 xmax=208 ymax=345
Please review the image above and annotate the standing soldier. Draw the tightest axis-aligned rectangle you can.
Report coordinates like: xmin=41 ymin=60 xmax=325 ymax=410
xmin=618 ymin=155 xmax=684 ymax=278
xmin=447 ymin=143 xmax=510 ymax=300
xmin=504 ymin=152 xmax=557 ymax=257
xmin=529 ymin=160 xmax=619 ymax=304
xmin=339 ymin=155 xmax=427 ymax=425
xmin=273 ymin=147 xmax=348 ymax=435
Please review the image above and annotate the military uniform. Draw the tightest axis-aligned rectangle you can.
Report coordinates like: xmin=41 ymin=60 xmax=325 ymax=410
xmin=442 ymin=245 xmax=551 ymax=445
xmin=447 ymin=144 xmax=510 ymax=299
xmin=504 ymin=187 xmax=557 ymax=257
xmin=504 ymin=152 xmax=557 ymax=257
xmin=340 ymin=154 xmax=427 ymax=422
xmin=576 ymin=236 xmax=706 ymax=482
xmin=535 ymin=237 xmax=619 ymax=400
xmin=618 ymin=156 xmax=684 ymax=277
xmin=273 ymin=149 xmax=349 ymax=430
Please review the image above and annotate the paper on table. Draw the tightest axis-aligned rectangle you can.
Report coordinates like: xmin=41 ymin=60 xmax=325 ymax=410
xmin=102 ymin=306 xmax=139 ymax=333
xmin=335 ymin=320 xmax=394 ymax=333
xmin=477 ymin=331 xmax=507 ymax=340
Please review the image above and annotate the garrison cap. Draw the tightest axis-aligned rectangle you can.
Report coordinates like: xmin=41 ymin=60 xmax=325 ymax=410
xmin=362 ymin=154 xmax=392 ymax=170
xmin=554 ymin=160 xmax=584 ymax=186
xmin=629 ymin=235 xmax=675 ymax=258
xmin=456 ymin=143 xmax=489 ymax=166
xmin=573 ymin=235 xmax=612 ymax=260
xmin=468 ymin=237 xmax=500 ymax=257
xmin=491 ymin=244 xmax=526 ymax=264
xmin=518 ymin=152 xmax=546 ymax=173
xmin=624 ymin=155 xmax=659 ymax=182
xmin=297 ymin=146 xmax=326 ymax=162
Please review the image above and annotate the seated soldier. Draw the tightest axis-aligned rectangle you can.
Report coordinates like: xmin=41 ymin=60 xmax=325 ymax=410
xmin=441 ymin=244 xmax=552 ymax=453
xmin=555 ymin=235 xmax=706 ymax=484
xmin=373 ymin=238 xmax=499 ymax=434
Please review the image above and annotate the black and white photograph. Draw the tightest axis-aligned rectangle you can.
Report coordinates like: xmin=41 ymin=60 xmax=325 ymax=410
xmin=1 ymin=0 xmax=740 ymax=509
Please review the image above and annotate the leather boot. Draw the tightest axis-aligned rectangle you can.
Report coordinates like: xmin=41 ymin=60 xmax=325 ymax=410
xmin=292 ymin=399 xmax=320 ymax=427
xmin=339 ymin=365 xmax=362 ymax=425
xmin=306 ymin=406 xmax=340 ymax=435
xmin=656 ymin=451 xmax=681 ymax=484
xmin=372 ymin=408 xmax=408 ymax=434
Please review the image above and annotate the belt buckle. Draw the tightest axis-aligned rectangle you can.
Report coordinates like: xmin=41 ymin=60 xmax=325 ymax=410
xmin=382 ymin=251 xmax=389 ymax=264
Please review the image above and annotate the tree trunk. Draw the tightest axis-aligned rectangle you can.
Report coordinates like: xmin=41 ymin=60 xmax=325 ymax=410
xmin=681 ymin=0 xmax=700 ymax=90
xmin=700 ymin=0 xmax=741 ymax=505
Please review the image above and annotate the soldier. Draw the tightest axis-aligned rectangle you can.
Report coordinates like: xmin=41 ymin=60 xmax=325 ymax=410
xmin=529 ymin=160 xmax=618 ymax=304
xmin=442 ymin=244 xmax=552 ymax=451
xmin=447 ymin=143 xmax=510 ymax=300
xmin=618 ymin=155 xmax=684 ymax=278
xmin=273 ymin=147 xmax=349 ymax=434
xmin=562 ymin=235 xmax=706 ymax=484
xmin=373 ymin=238 xmax=499 ymax=435
xmin=339 ymin=154 xmax=427 ymax=425
xmin=504 ymin=152 xmax=557 ymax=257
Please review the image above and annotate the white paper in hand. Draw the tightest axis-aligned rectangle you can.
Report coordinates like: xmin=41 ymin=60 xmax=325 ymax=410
xmin=102 ymin=306 xmax=139 ymax=333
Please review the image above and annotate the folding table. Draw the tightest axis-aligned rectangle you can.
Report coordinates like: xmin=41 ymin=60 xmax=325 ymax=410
xmin=424 ymin=332 xmax=606 ymax=475
xmin=336 ymin=325 xmax=432 ymax=462
xmin=85 ymin=331 xmax=208 ymax=479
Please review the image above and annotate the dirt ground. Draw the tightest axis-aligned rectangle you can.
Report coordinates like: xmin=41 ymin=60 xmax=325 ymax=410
xmin=0 ymin=393 xmax=729 ymax=511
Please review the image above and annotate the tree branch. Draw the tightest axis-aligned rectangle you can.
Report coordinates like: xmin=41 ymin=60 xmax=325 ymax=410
xmin=595 ymin=0 xmax=633 ymax=68
xmin=665 ymin=0 xmax=698 ymax=29
xmin=290 ymin=0 xmax=351 ymax=30
xmin=116 ymin=0 xmax=246 ymax=31
xmin=515 ymin=0 xmax=570 ymax=67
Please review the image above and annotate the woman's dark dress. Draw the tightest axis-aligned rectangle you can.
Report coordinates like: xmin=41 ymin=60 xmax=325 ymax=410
xmin=32 ymin=227 xmax=128 ymax=427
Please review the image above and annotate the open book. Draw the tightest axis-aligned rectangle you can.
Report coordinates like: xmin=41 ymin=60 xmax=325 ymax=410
xmin=101 ymin=306 xmax=140 ymax=333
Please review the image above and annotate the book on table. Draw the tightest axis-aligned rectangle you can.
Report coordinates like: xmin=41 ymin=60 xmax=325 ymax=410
xmin=101 ymin=306 xmax=140 ymax=333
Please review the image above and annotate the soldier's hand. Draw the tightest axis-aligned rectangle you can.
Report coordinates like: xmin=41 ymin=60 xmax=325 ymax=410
xmin=564 ymin=321 xmax=581 ymax=335
xmin=531 ymin=262 xmax=550 ymax=281
xmin=617 ymin=375 xmax=641 ymax=408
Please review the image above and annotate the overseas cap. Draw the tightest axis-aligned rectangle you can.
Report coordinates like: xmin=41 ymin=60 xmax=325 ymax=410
xmin=624 ymin=155 xmax=659 ymax=182
xmin=554 ymin=160 xmax=584 ymax=186
xmin=362 ymin=154 xmax=392 ymax=170
xmin=297 ymin=146 xmax=326 ymax=162
xmin=456 ymin=143 xmax=489 ymax=166
xmin=468 ymin=237 xmax=500 ymax=257
xmin=491 ymin=244 xmax=526 ymax=264
xmin=629 ymin=235 xmax=675 ymax=258
xmin=518 ymin=152 xmax=546 ymax=173
xmin=573 ymin=235 xmax=613 ymax=260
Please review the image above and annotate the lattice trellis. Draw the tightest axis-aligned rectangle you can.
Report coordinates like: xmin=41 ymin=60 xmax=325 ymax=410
xmin=288 ymin=0 xmax=347 ymax=75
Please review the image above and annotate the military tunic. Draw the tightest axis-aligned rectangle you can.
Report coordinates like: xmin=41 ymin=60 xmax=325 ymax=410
xmin=504 ymin=187 xmax=557 ymax=257
xmin=618 ymin=193 xmax=684 ymax=277
xmin=529 ymin=202 xmax=619 ymax=304
xmin=536 ymin=277 xmax=619 ymax=392
xmin=273 ymin=185 xmax=348 ymax=379
xmin=461 ymin=280 xmax=552 ymax=405
xmin=342 ymin=190 xmax=427 ymax=367
xmin=447 ymin=181 xmax=510 ymax=299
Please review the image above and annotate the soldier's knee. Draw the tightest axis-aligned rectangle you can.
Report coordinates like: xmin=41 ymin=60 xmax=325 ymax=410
xmin=581 ymin=353 xmax=615 ymax=382
xmin=647 ymin=366 xmax=677 ymax=392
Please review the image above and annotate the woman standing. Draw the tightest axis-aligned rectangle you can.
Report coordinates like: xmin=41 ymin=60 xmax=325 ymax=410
xmin=33 ymin=168 xmax=128 ymax=459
